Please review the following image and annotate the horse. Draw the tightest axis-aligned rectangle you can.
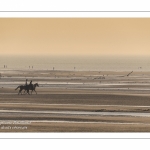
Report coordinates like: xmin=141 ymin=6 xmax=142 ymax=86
xmin=24 ymin=83 xmax=39 ymax=94
xmin=15 ymin=84 xmax=30 ymax=95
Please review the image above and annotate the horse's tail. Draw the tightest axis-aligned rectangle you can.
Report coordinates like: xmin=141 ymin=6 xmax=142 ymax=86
xmin=15 ymin=86 xmax=20 ymax=90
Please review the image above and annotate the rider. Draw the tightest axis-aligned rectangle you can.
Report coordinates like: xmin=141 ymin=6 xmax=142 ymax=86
xmin=30 ymin=80 xmax=32 ymax=85
xmin=29 ymin=80 xmax=33 ymax=90
xmin=24 ymin=79 xmax=29 ymax=94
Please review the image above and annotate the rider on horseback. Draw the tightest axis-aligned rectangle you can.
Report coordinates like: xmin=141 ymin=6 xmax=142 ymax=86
xmin=26 ymin=80 xmax=33 ymax=94
xmin=29 ymin=80 xmax=33 ymax=89
xmin=30 ymin=80 xmax=32 ymax=85
xmin=15 ymin=79 xmax=39 ymax=95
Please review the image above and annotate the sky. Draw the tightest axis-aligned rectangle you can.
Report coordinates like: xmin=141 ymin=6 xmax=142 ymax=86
xmin=0 ymin=18 xmax=150 ymax=56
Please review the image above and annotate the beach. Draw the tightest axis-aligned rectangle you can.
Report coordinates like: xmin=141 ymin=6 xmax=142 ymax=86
xmin=0 ymin=69 xmax=150 ymax=132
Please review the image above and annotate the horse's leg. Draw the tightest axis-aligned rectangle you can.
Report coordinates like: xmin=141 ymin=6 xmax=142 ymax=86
xmin=34 ymin=90 xmax=37 ymax=94
xmin=25 ymin=89 xmax=28 ymax=95
xmin=24 ymin=90 xmax=26 ymax=94
xmin=27 ymin=89 xmax=30 ymax=95
xmin=25 ymin=90 xmax=28 ymax=95
xmin=18 ymin=88 xmax=21 ymax=94
xmin=20 ymin=89 xmax=23 ymax=95
xmin=26 ymin=89 xmax=28 ymax=95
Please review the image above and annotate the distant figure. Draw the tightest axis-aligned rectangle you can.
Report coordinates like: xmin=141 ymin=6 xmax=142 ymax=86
xmin=0 ymin=73 xmax=1 ymax=79
xmin=74 ymin=67 xmax=75 ymax=70
xmin=53 ymin=67 xmax=54 ymax=70
xmin=4 ymin=65 xmax=5 ymax=68
xmin=29 ymin=66 xmax=30 ymax=69
xmin=32 ymin=66 xmax=33 ymax=69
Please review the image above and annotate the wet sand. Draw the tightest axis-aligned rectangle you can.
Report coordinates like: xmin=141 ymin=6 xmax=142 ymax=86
xmin=0 ymin=69 xmax=150 ymax=132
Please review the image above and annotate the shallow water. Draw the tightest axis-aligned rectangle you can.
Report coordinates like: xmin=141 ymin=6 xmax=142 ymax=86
xmin=1 ymin=55 xmax=150 ymax=71
xmin=0 ymin=103 xmax=150 ymax=108
xmin=1 ymin=110 xmax=150 ymax=117
xmin=30 ymin=120 xmax=150 ymax=125
xmin=0 ymin=120 xmax=150 ymax=125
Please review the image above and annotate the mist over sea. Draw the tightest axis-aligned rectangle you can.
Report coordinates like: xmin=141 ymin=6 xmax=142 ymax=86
xmin=0 ymin=55 xmax=150 ymax=71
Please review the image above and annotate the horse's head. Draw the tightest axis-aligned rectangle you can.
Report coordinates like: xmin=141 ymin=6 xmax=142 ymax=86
xmin=35 ymin=83 xmax=39 ymax=87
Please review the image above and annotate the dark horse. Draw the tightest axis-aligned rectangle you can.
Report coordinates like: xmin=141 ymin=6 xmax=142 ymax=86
xmin=24 ymin=83 xmax=39 ymax=94
xmin=15 ymin=84 xmax=31 ymax=95
xmin=15 ymin=83 xmax=39 ymax=95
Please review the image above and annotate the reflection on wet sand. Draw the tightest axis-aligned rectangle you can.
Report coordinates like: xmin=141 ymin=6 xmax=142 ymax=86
xmin=1 ymin=70 xmax=150 ymax=131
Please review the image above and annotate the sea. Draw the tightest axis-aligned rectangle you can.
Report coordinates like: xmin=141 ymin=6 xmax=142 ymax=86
xmin=0 ymin=55 xmax=150 ymax=71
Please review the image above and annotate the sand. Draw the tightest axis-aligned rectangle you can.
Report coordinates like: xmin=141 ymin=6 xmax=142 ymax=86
xmin=0 ymin=69 xmax=150 ymax=132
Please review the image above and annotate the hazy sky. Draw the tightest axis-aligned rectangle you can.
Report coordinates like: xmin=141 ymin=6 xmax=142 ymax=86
xmin=0 ymin=18 xmax=150 ymax=56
